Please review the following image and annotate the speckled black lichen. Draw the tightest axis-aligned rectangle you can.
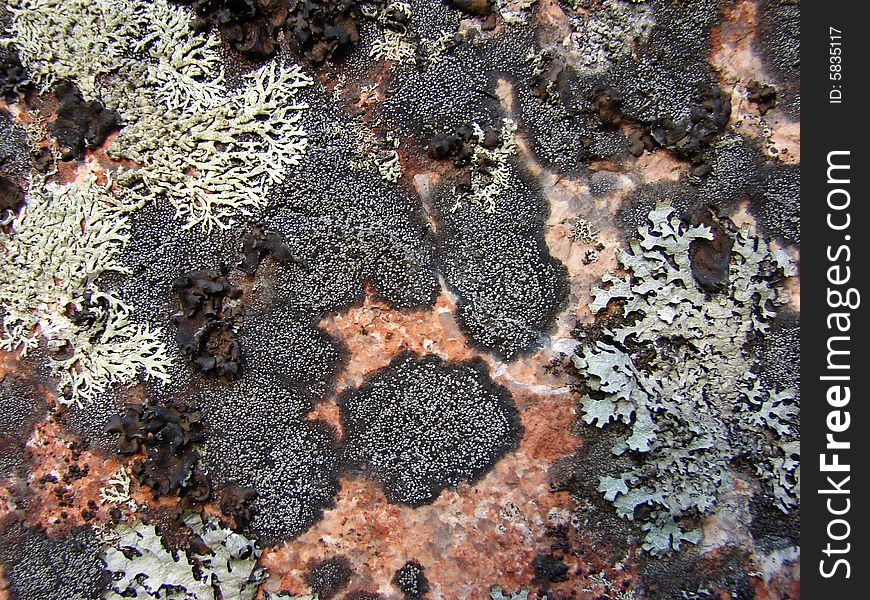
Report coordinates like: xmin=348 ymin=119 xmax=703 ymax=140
xmin=0 ymin=521 xmax=108 ymax=600
xmin=239 ymin=303 xmax=344 ymax=401
xmin=0 ymin=377 xmax=45 ymax=480
xmin=340 ymin=353 xmax=522 ymax=506
xmin=305 ymin=555 xmax=354 ymax=599
xmin=432 ymin=169 xmax=568 ymax=360
xmin=264 ymin=87 xmax=440 ymax=314
xmin=392 ymin=560 xmax=430 ymax=600
xmin=199 ymin=380 xmax=341 ymax=544
xmin=755 ymin=0 xmax=800 ymax=118
xmin=752 ymin=161 xmax=800 ymax=245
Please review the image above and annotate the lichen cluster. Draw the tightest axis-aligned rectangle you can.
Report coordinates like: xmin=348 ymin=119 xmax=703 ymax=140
xmin=0 ymin=178 xmax=171 ymax=405
xmin=341 ymin=353 xmax=522 ymax=505
xmin=6 ymin=0 xmax=312 ymax=230
xmin=103 ymin=513 xmax=265 ymax=599
xmin=573 ymin=203 xmax=798 ymax=553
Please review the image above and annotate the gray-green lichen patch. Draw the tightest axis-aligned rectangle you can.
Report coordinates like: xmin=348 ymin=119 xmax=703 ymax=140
xmin=102 ymin=513 xmax=265 ymax=599
xmin=5 ymin=0 xmax=312 ymax=231
xmin=0 ymin=177 xmax=171 ymax=406
xmin=572 ymin=202 xmax=798 ymax=554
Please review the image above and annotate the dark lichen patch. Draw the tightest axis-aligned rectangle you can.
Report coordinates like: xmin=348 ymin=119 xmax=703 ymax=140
xmin=172 ymin=0 xmax=287 ymax=59
xmin=174 ymin=0 xmax=371 ymax=63
xmin=340 ymin=353 xmax=522 ymax=506
xmin=639 ymin=549 xmax=756 ymax=600
xmin=604 ymin=0 xmax=722 ymax=124
xmin=106 ymin=398 xmax=210 ymax=501
xmin=0 ymin=173 xmax=24 ymax=218
xmin=0 ymin=108 xmax=31 ymax=180
xmin=172 ymin=268 xmax=243 ymax=378
xmin=517 ymin=72 xmax=630 ymax=174
xmin=533 ymin=552 xmax=569 ymax=585
xmin=377 ymin=22 xmax=534 ymax=139
xmin=752 ymin=161 xmax=800 ymax=245
xmin=304 ymin=555 xmax=354 ymax=599
xmin=264 ymin=90 xmax=440 ymax=314
xmin=758 ymin=317 xmax=800 ymax=393
xmin=239 ymin=302 xmax=344 ymax=401
xmin=431 ymin=166 xmax=568 ymax=359
xmin=0 ymin=378 xmax=46 ymax=480
xmin=0 ymin=48 xmax=31 ymax=102
xmin=696 ymin=134 xmax=764 ymax=207
xmin=199 ymin=380 xmax=341 ymax=544
xmin=0 ymin=520 xmax=108 ymax=600
xmin=217 ymin=480 xmax=258 ymax=530
xmin=755 ymin=0 xmax=800 ymax=118
xmin=239 ymin=223 xmax=306 ymax=275
xmin=746 ymin=81 xmax=778 ymax=115
xmin=688 ymin=206 xmax=733 ymax=292
xmin=749 ymin=492 xmax=800 ymax=553
xmin=48 ymin=80 xmax=120 ymax=161
xmin=392 ymin=560 xmax=430 ymax=600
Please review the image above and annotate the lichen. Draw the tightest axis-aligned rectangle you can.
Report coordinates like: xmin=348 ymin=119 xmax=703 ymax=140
xmin=108 ymin=59 xmax=312 ymax=230
xmin=102 ymin=514 xmax=265 ymax=600
xmin=98 ymin=467 xmax=139 ymax=512
xmin=0 ymin=177 xmax=171 ymax=405
xmin=573 ymin=202 xmax=798 ymax=554
xmin=5 ymin=0 xmax=312 ymax=230
xmin=452 ymin=118 xmax=519 ymax=213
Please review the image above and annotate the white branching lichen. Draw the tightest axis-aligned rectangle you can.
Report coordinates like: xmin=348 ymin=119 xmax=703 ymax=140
xmin=366 ymin=2 xmax=416 ymax=65
xmin=4 ymin=0 xmax=225 ymax=115
xmin=0 ymin=178 xmax=171 ymax=405
xmin=348 ymin=122 xmax=404 ymax=184
xmin=573 ymin=203 xmax=798 ymax=554
xmin=370 ymin=29 xmax=417 ymax=64
xmin=102 ymin=514 xmax=265 ymax=600
xmin=99 ymin=467 xmax=138 ymax=511
xmin=109 ymin=60 xmax=311 ymax=230
xmin=453 ymin=119 xmax=519 ymax=213
xmin=5 ymin=0 xmax=312 ymax=231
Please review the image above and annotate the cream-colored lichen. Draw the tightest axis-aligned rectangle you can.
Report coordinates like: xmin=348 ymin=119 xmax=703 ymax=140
xmin=366 ymin=2 xmax=416 ymax=65
xmin=347 ymin=122 xmax=404 ymax=184
xmin=5 ymin=0 xmax=312 ymax=230
xmin=99 ymin=467 xmax=138 ymax=511
xmin=574 ymin=202 xmax=798 ymax=554
xmin=109 ymin=60 xmax=311 ymax=230
xmin=0 ymin=178 xmax=170 ymax=405
xmin=453 ymin=119 xmax=519 ymax=213
xmin=103 ymin=514 xmax=264 ymax=600
xmin=4 ymin=0 xmax=224 ymax=116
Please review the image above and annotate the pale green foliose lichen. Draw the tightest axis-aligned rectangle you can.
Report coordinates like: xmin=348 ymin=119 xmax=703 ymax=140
xmin=573 ymin=202 xmax=799 ymax=554
xmin=5 ymin=0 xmax=312 ymax=231
xmin=0 ymin=177 xmax=171 ymax=406
xmin=102 ymin=514 xmax=265 ymax=600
